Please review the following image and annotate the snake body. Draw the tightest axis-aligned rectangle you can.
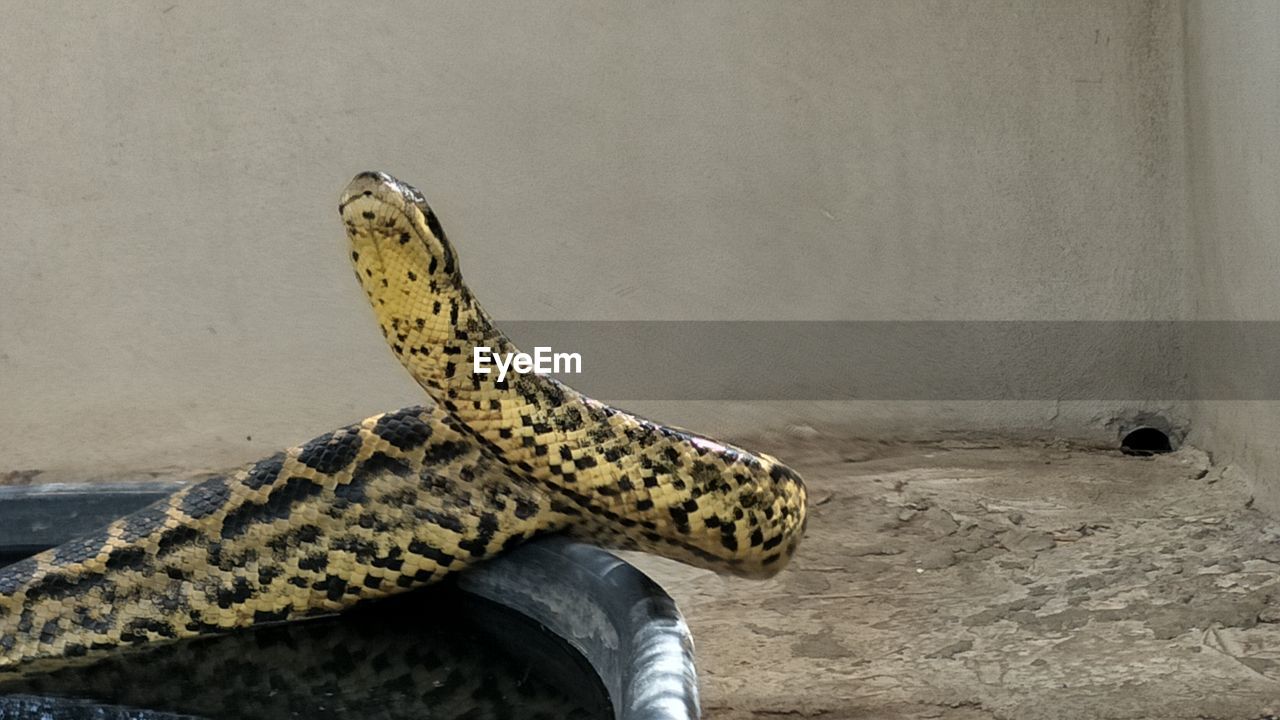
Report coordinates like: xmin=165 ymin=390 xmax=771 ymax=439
xmin=0 ymin=172 xmax=806 ymax=674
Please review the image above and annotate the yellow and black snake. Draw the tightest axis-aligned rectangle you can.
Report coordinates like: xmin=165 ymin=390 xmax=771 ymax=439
xmin=0 ymin=171 xmax=807 ymax=675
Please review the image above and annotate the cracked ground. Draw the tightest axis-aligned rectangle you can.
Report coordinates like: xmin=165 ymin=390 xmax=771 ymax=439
xmin=626 ymin=434 xmax=1280 ymax=720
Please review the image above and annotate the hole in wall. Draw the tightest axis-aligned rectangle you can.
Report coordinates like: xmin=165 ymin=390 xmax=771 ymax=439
xmin=1120 ymin=427 xmax=1174 ymax=456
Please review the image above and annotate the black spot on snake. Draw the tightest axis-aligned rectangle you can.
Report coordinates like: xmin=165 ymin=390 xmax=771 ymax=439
xmin=769 ymin=463 xmax=797 ymax=484
xmin=512 ymin=497 xmax=538 ymax=520
xmin=422 ymin=440 xmax=468 ymax=466
xmin=104 ymin=546 xmax=148 ymax=572
xmin=118 ymin=503 xmax=172 ymax=543
xmin=297 ymin=428 xmax=362 ymax=474
xmin=372 ymin=408 xmax=432 ymax=450
xmin=39 ymin=619 xmax=61 ymax=644
xmin=205 ymin=541 xmax=229 ymax=569
xmin=70 ymin=606 xmax=114 ymax=634
xmin=395 ymin=568 xmax=435 ymax=588
xmin=370 ymin=549 xmax=404 ymax=572
xmin=122 ymin=617 xmax=178 ymax=641
xmin=179 ymin=476 xmax=231 ymax=519
xmin=51 ymin=530 xmax=111 ymax=566
xmin=407 ymin=541 xmax=454 ymax=567
xmin=214 ymin=577 xmax=255 ymax=609
xmin=253 ymin=607 xmax=290 ymax=624
xmin=329 ymin=536 xmax=380 ymax=562
xmin=457 ymin=513 xmax=499 ymax=557
xmin=156 ymin=526 xmax=202 ymax=557
xmin=313 ymin=575 xmax=349 ymax=602
xmin=297 ymin=553 xmax=328 ymax=572
xmin=412 ymin=507 xmax=465 ymax=534
xmin=61 ymin=643 xmax=88 ymax=658
xmin=24 ymin=573 xmax=107 ymax=603
xmin=242 ymin=453 xmax=285 ymax=490
xmin=336 ymin=452 xmax=408 ymax=506
xmin=0 ymin=558 xmax=38 ymax=595
xmin=220 ymin=477 xmax=325 ymax=540
xmin=385 ymin=486 xmax=421 ymax=508
xmin=183 ymin=618 xmax=225 ymax=634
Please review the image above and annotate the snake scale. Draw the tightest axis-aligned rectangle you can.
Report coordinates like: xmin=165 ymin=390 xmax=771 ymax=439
xmin=0 ymin=171 xmax=807 ymax=676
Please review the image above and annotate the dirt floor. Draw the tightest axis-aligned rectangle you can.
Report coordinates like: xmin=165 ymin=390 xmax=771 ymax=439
xmin=625 ymin=433 xmax=1280 ymax=720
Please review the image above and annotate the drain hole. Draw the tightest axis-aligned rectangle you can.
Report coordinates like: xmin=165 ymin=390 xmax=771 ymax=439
xmin=1120 ymin=427 xmax=1173 ymax=456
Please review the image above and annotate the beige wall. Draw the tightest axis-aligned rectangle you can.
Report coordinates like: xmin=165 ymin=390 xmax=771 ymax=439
xmin=1184 ymin=1 xmax=1280 ymax=509
xmin=0 ymin=2 xmax=1191 ymax=478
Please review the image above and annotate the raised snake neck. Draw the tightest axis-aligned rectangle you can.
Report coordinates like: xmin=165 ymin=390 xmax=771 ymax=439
xmin=0 ymin=172 xmax=806 ymax=675
xmin=341 ymin=171 xmax=806 ymax=576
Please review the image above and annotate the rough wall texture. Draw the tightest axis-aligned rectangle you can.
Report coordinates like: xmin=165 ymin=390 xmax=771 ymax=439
xmin=1184 ymin=1 xmax=1280 ymax=509
xmin=1 ymin=2 xmax=1190 ymax=477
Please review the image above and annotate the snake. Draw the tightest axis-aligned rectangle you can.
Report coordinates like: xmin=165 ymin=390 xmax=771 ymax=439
xmin=0 ymin=171 xmax=807 ymax=676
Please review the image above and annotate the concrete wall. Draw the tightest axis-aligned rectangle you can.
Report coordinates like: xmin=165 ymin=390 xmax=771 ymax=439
xmin=0 ymin=2 xmax=1190 ymax=479
xmin=1184 ymin=2 xmax=1280 ymax=509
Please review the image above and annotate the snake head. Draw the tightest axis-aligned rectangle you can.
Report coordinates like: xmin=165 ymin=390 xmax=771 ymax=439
xmin=340 ymin=171 xmax=461 ymax=296
xmin=720 ymin=454 xmax=808 ymax=579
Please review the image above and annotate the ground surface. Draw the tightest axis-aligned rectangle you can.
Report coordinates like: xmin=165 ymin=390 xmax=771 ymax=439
xmin=626 ymin=434 xmax=1280 ymax=720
